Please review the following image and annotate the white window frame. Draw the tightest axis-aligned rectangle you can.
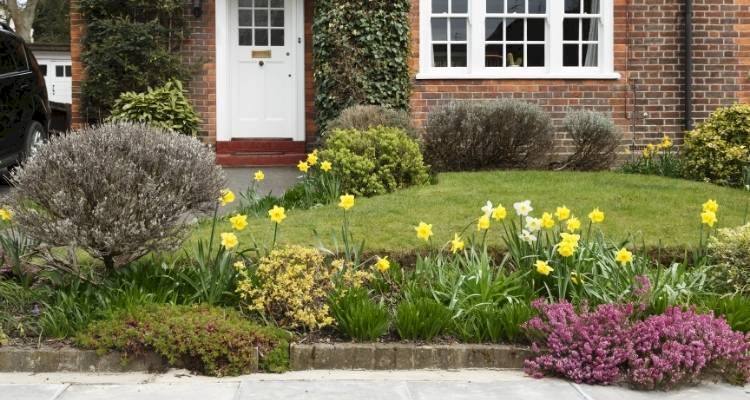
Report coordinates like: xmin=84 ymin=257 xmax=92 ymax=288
xmin=417 ymin=0 xmax=620 ymax=80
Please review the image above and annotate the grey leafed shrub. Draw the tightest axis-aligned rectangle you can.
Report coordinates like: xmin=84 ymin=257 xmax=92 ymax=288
xmin=561 ymin=110 xmax=622 ymax=171
xmin=10 ymin=123 xmax=225 ymax=274
xmin=324 ymin=105 xmax=419 ymax=139
xmin=423 ymin=100 xmax=554 ymax=171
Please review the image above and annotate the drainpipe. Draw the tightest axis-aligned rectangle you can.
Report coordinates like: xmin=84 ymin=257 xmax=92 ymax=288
xmin=685 ymin=0 xmax=694 ymax=131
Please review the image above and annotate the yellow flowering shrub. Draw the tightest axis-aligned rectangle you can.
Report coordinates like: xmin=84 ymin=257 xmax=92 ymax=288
xmin=236 ymin=246 xmax=370 ymax=331
xmin=707 ymin=224 xmax=750 ymax=294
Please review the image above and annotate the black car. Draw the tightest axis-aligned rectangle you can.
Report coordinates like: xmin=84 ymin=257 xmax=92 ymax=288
xmin=0 ymin=22 xmax=50 ymax=173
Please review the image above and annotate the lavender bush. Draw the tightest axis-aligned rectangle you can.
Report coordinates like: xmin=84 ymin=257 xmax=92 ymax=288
xmin=525 ymin=301 xmax=750 ymax=389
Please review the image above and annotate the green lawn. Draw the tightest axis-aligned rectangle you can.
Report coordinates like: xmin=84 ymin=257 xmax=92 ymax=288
xmin=188 ymin=171 xmax=750 ymax=251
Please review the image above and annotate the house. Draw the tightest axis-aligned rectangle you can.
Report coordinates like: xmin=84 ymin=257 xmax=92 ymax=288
xmin=69 ymin=0 xmax=750 ymax=166
xmin=29 ymin=43 xmax=72 ymax=105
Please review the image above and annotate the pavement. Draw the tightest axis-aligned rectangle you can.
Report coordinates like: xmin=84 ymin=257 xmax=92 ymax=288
xmin=0 ymin=370 xmax=748 ymax=400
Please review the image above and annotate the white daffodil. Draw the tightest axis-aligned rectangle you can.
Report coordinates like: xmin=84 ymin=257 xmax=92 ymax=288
xmin=481 ymin=201 xmax=494 ymax=218
xmin=519 ymin=229 xmax=538 ymax=245
xmin=514 ymin=200 xmax=533 ymax=217
xmin=525 ymin=217 xmax=543 ymax=232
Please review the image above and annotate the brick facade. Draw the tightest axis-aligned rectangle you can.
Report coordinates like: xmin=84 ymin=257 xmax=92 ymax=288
xmin=70 ymin=0 xmax=750 ymax=153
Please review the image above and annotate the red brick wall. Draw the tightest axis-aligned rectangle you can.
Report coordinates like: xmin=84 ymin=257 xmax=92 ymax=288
xmin=182 ymin=0 xmax=217 ymax=144
xmin=69 ymin=0 xmax=83 ymax=130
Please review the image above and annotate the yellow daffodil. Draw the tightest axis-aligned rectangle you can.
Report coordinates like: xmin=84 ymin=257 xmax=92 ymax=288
xmin=570 ymin=272 xmax=581 ymax=285
xmin=661 ymin=135 xmax=673 ymax=149
xmin=701 ymin=210 xmax=717 ymax=227
xmin=615 ymin=248 xmax=633 ymax=266
xmin=566 ymin=217 xmax=582 ymax=233
xmin=477 ymin=215 xmax=491 ymax=231
xmin=375 ymin=257 xmax=391 ymax=273
xmin=339 ymin=194 xmax=355 ymax=211
xmin=254 ymin=170 xmax=265 ymax=182
xmin=307 ymin=152 xmax=319 ymax=166
xmin=492 ymin=205 xmax=507 ymax=221
xmin=588 ymin=208 xmax=605 ymax=224
xmin=321 ymin=161 xmax=333 ymax=172
xmin=219 ymin=189 xmax=236 ymax=206
xmin=268 ymin=205 xmax=287 ymax=224
xmin=0 ymin=208 xmax=12 ymax=222
xmin=535 ymin=260 xmax=554 ymax=276
xmin=558 ymin=243 xmax=576 ymax=258
xmin=702 ymin=199 xmax=719 ymax=213
xmin=555 ymin=206 xmax=571 ymax=221
xmin=297 ymin=160 xmax=310 ymax=173
xmin=643 ymin=143 xmax=656 ymax=159
xmin=229 ymin=214 xmax=249 ymax=231
xmin=415 ymin=222 xmax=433 ymax=242
xmin=541 ymin=212 xmax=556 ymax=229
xmin=221 ymin=232 xmax=239 ymax=250
xmin=560 ymin=233 xmax=581 ymax=248
xmin=450 ymin=233 xmax=465 ymax=254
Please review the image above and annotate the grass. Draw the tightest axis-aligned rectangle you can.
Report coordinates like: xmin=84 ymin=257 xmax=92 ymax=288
xmin=188 ymin=171 xmax=750 ymax=251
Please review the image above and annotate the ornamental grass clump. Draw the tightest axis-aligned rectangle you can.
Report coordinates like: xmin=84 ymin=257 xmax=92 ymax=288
xmin=9 ymin=123 xmax=225 ymax=274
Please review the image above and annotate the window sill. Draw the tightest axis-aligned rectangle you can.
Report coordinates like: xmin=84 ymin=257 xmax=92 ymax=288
xmin=415 ymin=71 xmax=622 ymax=80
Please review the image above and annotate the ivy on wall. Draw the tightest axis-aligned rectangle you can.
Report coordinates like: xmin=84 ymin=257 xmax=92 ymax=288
xmin=313 ymin=0 xmax=412 ymax=132
xmin=79 ymin=0 xmax=188 ymax=121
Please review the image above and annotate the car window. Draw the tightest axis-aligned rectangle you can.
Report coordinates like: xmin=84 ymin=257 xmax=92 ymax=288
xmin=11 ymin=39 xmax=28 ymax=71
xmin=0 ymin=36 xmax=15 ymax=75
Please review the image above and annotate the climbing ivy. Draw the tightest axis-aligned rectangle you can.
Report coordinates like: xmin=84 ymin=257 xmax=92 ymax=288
xmin=313 ymin=0 xmax=412 ymax=132
xmin=79 ymin=0 xmax=189 ymax=121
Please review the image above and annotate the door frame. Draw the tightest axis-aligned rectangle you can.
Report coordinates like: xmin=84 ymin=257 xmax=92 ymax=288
xmin=216 ymin=0 xmax=305 ymax=142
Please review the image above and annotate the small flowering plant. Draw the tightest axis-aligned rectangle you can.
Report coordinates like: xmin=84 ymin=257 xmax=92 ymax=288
xmin=296 ymin=150 xmax=342 ymax=207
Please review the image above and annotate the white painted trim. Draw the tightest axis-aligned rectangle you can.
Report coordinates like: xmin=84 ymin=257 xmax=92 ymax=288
xmin=294 ymin=0 xmax=305 ymax=142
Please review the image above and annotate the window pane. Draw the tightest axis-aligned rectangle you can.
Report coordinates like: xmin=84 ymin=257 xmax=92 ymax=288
xmin=486 ymin=44 xmax=504 ymax=67
xmin=582 ymin=18 xmax=598 ymax=41
xmin=563 ymin=44 xmax=579 ymax=66
xmin=506 ymin=18 xmax=523 ymax=41
xmin=255 ymin=0 xmax=268 ymax=6
xmin=486 ymin=0 xmax=504 ymax=13
xmin=452 ymin=0 xmax=468 ymax=13
xmin=451 ymin=44 xmax=467 ymax=67
xmin=239 ymin=10 xmax=253 ymax=27
xmin=528 ymin=0 xmax=546 ymax=13
xmin=56 ymin=65 xmax=64 ymax=77
xmin=271 ymin=10 xmax=284 ymax=27
xmin=507 ymin=0 xmax=524 ymax=13
xmin=527 ymin=18 xmax=545 ymax=41
xmin=507 ymin=44 xmax=523 ymax=66
xmin=65 ymin=65 xmax=72 ymax=76
xmin=239 ymin=0 xmax=253 ymax=6
xmin=255 ymin=29 xmax=269 ymax=46
xmin=255 ymin=10 xmax=268 ymax=27
xmin=270 ymin=0 xmax=284 ymax=7
xmin=239 ymin=29 xmax=253 ymax=46
xmin=432 ymin=18 xmax=448 ymax=41
xmin=433 ymin=0 xmax=449 ymax=13
xmin=450 ymin=18 xmax=467 ymax=41
xmin=584 ymin=0 xmax=600 ymax=14
xmin=433 ymin=44 xmax=448 ymax=67
xmin=271 ymin=29 xmax=284 ymax=46
xmin=486 ymin=18 xmax=503 ymax=41
xmin=527 ymin=44 xmax=545 ymax=66
xmin=563 ymin=18 xmax=579 ymax=41
xmin=565 ymin=0 xmax=581 ymax=13
xmin=582 ymin=44 xmax=598 ymax=66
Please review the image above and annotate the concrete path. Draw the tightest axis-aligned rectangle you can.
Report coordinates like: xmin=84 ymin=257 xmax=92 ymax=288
xmin=0 ymin=370 xmax=747 ymax=400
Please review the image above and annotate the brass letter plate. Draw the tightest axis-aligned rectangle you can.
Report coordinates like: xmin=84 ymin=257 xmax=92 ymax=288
xmin=252 ymin=50 xmax=272 ymax=59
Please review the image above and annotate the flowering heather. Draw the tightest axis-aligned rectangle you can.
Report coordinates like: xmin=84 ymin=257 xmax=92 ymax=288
xmin=524 ymin=300 xmax=750 ymax=389
xmin=627 ymin=307 xmax=750 ymax=390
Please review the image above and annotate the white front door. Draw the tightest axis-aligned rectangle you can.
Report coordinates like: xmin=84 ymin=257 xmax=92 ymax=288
xmin=229 ymin=0 xmax=300 ymax=139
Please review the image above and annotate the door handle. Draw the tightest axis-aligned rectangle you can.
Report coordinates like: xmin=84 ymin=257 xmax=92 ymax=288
xmin=259 ymin=61 xmax=265 ymax=67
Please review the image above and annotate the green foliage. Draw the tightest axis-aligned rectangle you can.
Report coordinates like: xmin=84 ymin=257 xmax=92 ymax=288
xmin=324 ymin=105 xmax=418 ymax=139
xmin=423 ymin=100 xmax=554 ymax=172
xmin=454 ymin=303 xmax=533 ymax=344
xmin=0 ymin=280 xmax=49 ymax=339
xmin=683 ymin=104 xmax=750 ymax=187
xmin=80 ymin=0 xmax=188 ymax=119
xmin=76 ymin=304 xmax=292 ymax=376
xmin=562 ymin=110 xmax=621 ymax=171
xmin=33 ymin=0 xmax=71 ymax=44
xmin=620 ymin=140 xmax=686 ymax=179
xmin=394 ymin=298 xmax=452 ymax=341
xmin=707 ymin=224 xmax=750 ymax=295
xmin=108 ymin=80 xmax=201 ymax=136
xmin=705 ymin=295 xmax=750 ymax=333
xmin=329 ymin=288 xmax=389 ymax=341
xmin=320 ymin=126 xmax=430 ymax=197
xmin=313 ymin=0 xmax=411 ymax=130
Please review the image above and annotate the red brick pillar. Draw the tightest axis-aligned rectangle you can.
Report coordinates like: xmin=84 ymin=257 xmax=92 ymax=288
xmin=69 ymin=0 xmax=85 ymax=129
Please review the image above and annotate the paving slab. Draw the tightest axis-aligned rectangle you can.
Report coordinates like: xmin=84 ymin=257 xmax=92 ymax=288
xmin=57 ymin=382 xmax=239 ymax=400
xmin=237 ymin=380 xmax=412 ymax=400
xmin=0 ymin=384 xmax=68 ymax=400
xmin=407 ymin=379 xmax=586 ymax=400
xmin=577 ymin=383 xmax=750 ymax=400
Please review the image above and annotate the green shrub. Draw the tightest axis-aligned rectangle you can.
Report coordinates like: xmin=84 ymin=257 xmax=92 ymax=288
xmin=76 ymin=304 xmax=292 ymax=376
xmin=325 ymin=105 xmax=418 ymax=139
xmin=707 ymin=224 xmax=750 ymax=295
xmin=423 ymin=100 xmax=554 ymax=172
xmin=320 ymin=126 xmax=430 ymax=196
xmin=109 ymin=80 xmax=201 ymax=136
xmin=395 ymin=298 xmax=452 ymax=341
xmin=705 ymin=295 xmax=750 ymax=333
xmin=313 ymin=0 xmax=411 ymax=130
xmin=329 ymin=288 xmax=389 ymax=341
xmin=683 ymin=104 xmax=750 ymax=186
xmin=562 ymin=110 xmax=621 ymax=171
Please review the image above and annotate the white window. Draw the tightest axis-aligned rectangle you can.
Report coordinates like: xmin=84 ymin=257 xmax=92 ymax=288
xmin=418 ymin=0 xmax=619 ymax=79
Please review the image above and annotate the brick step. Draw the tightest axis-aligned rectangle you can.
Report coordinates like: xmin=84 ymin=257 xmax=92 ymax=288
xmin=216 ymin=140 xmax=306 ymax=154
xmin=216 ymin=153 xmax=306 ymax=167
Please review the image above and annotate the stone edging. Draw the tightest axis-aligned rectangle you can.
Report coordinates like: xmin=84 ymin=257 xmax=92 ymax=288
xmin=0 ymin=347 xmax=169 ymax=373
xmin=290 ymin=343 xmax=532 ymax=371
